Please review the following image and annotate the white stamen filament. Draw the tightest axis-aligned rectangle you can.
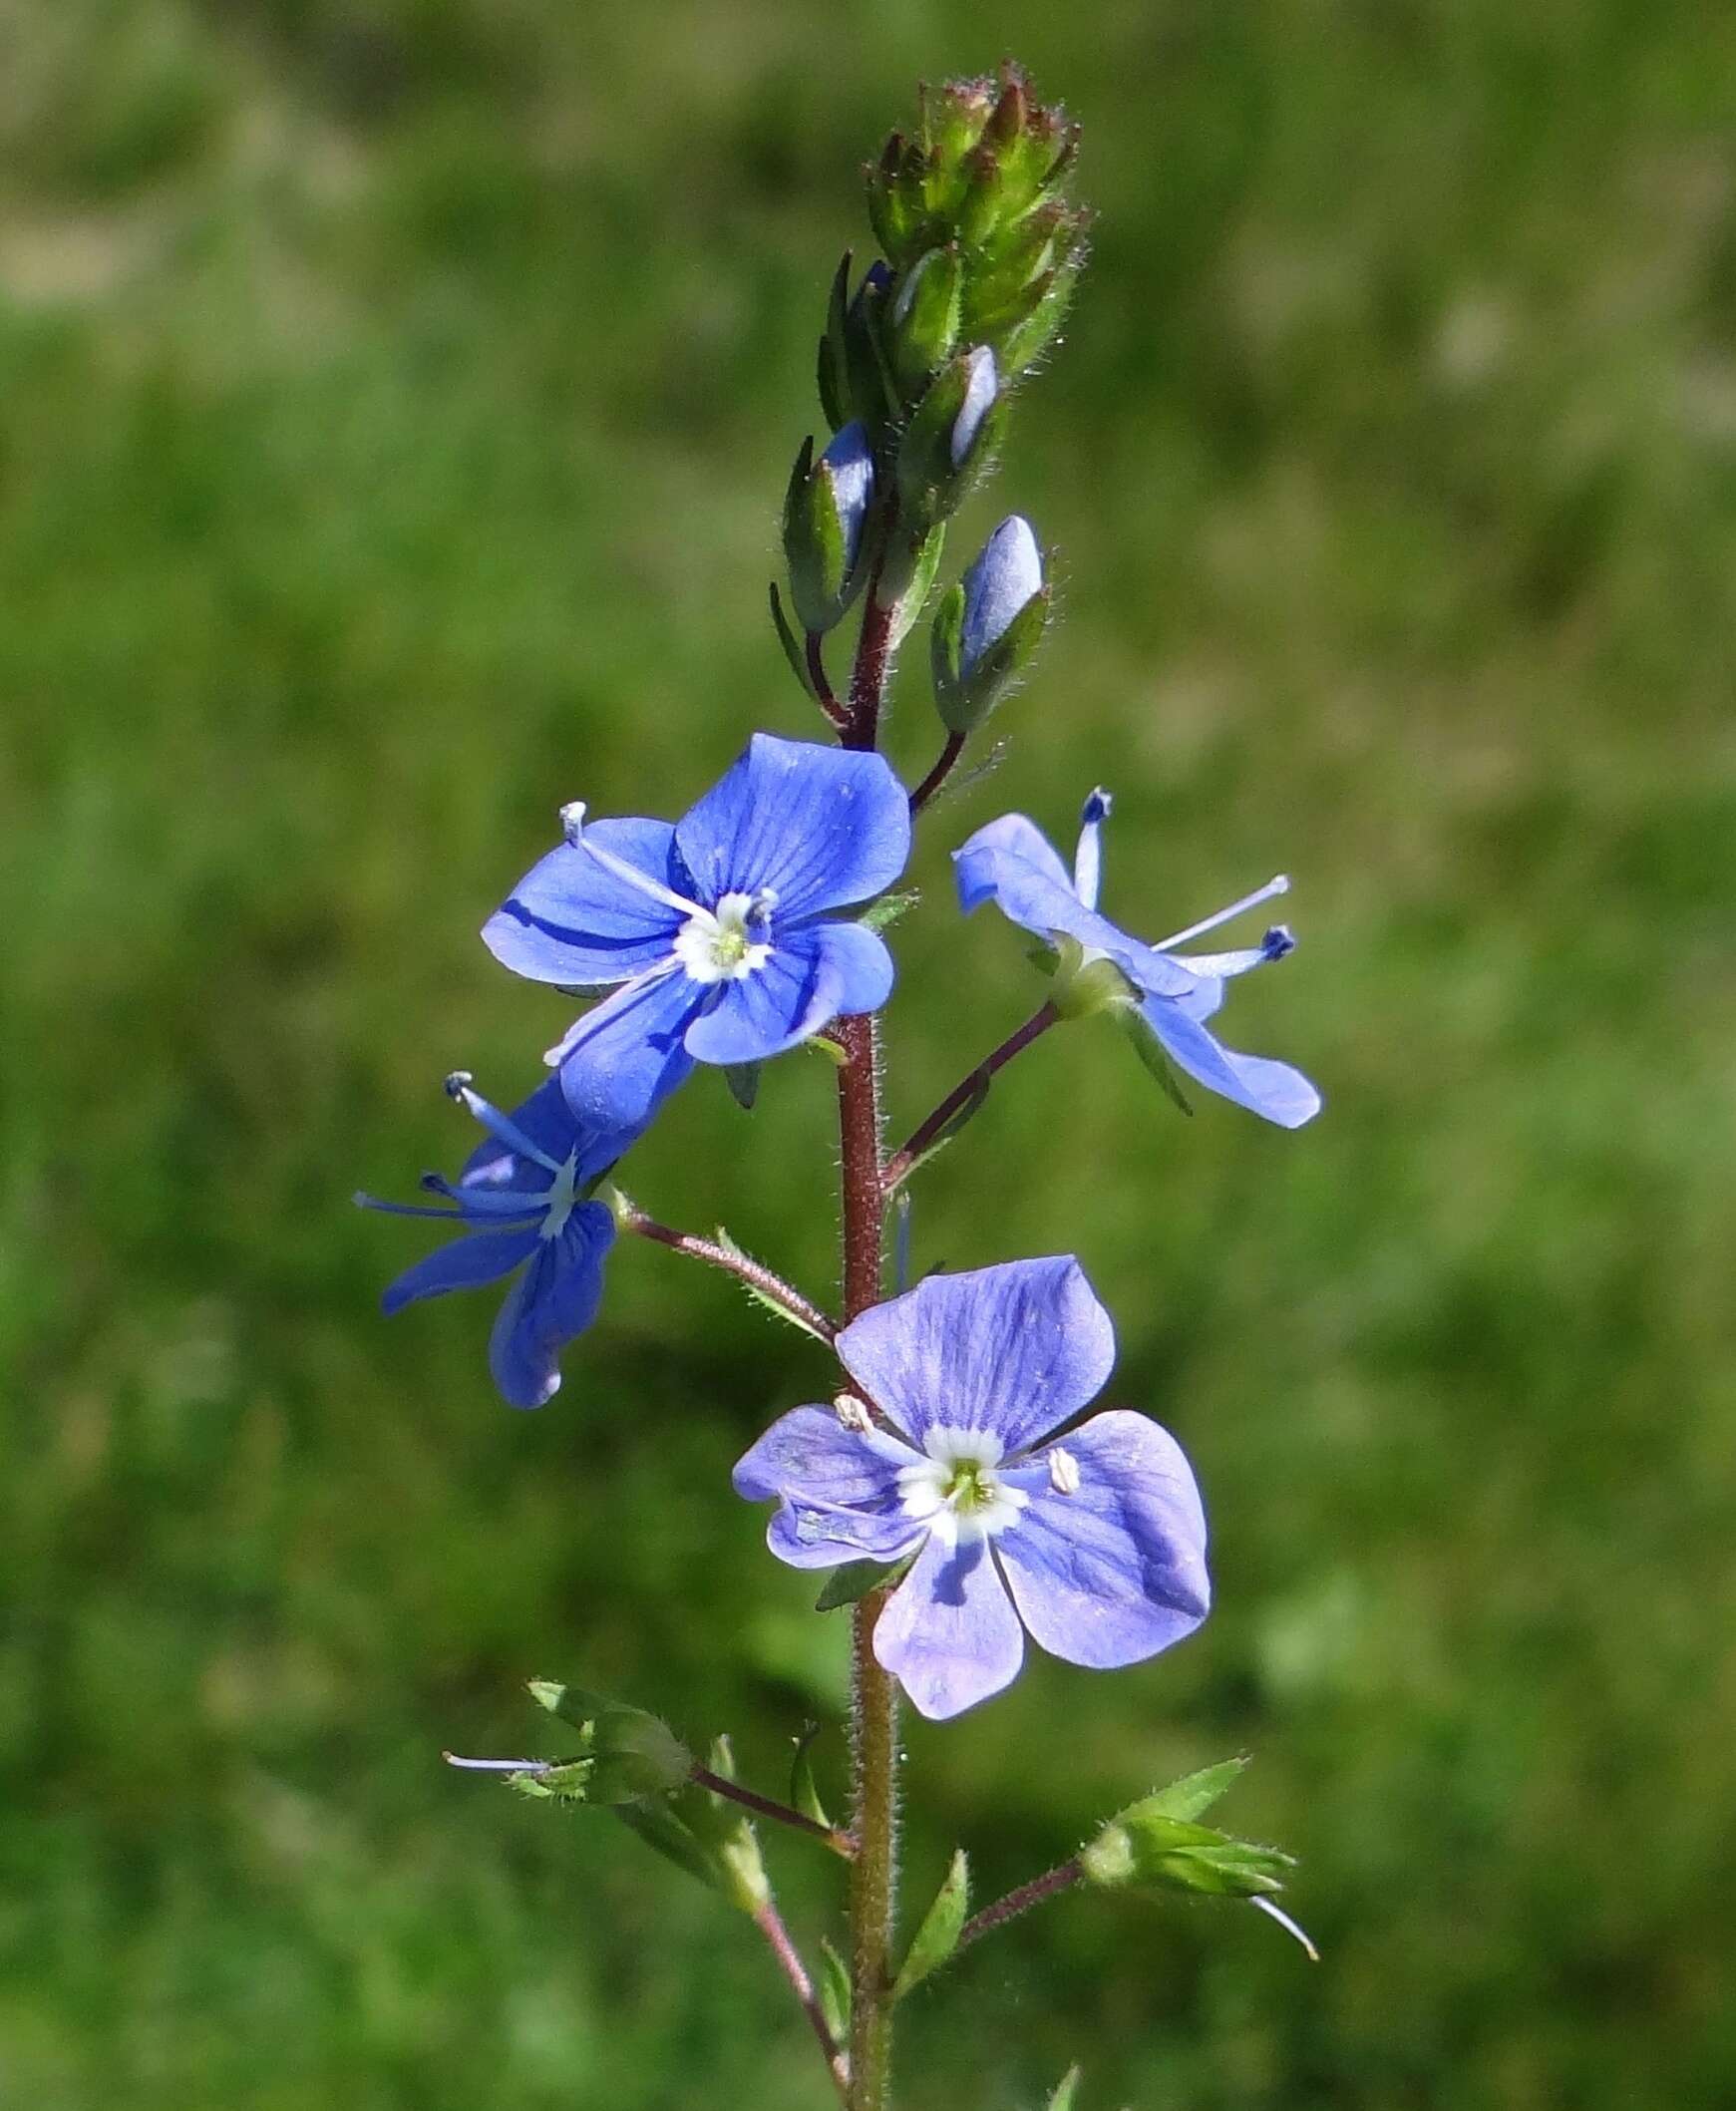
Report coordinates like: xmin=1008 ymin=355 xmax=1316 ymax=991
xmin=1073 ymin=788 xmax=1113 ymax=910
xmin=445 ymin=1072 xmax=566 ymax=1176
xmin=1156 ymin=874 xmax=1290 ymax=952
xmin=559 ymin=801 xmax=707 ymax=920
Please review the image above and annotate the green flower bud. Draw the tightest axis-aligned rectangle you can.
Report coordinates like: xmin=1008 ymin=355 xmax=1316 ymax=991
xmin=931 ymin=516 xmax=1049 ymax=734
xmin=896 ymin=346 xmax=1004 ymax=528
xmin=782 ymin=423 xmax=875 ymax=635
xmin=524 ymin=1678 xmax=692 ymax=1804
xmin=886 ymin=243 xmax=963 ymax=399
xmin=1079 ymin=1796 xmax=1295 ymax=1900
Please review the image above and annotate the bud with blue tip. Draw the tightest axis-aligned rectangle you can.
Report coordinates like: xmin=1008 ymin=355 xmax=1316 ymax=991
xmin=782 ymin=420 xmax=875 ymax=635
xmin=930 ymin=514 xmax=1048 ymax=733
xmin=896 ymin=345 xmax=1004 ymax=526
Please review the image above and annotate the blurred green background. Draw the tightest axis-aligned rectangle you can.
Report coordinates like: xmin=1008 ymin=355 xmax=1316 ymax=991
xmin=3 ymin=2 xmax=1733 ymax=2105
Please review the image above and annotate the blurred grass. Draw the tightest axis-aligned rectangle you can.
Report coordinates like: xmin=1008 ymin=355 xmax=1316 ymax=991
xmin=3 ymin=1 xmax=1735 ymax=2105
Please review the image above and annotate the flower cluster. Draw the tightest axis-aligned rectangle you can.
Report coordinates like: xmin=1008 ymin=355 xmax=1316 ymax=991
xmin=370 ymin=69 xmax=1322 ymax=2097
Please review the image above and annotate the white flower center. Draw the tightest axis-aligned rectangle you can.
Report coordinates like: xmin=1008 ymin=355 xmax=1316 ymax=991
xmin=539 ymin=1154 xmax=579 ymax=1239
xmin=671 ymin=890 xmax=776 ymax=984
xmin=896 ymin=1426 xmax=1028 ymax=1550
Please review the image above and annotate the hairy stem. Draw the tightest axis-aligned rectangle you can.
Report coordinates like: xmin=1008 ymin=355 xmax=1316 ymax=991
xmin=689 ymin=1763 xmax=856 ymax=1858
xmin=881 ymin=1001 xmax=1060 ymax=1196
xmin=618 ymin=1208 xmax=838 ymax=1342
xmin=807 ymin=631 xmax=848 ymax=730
xmin=955 ymin=1860 xmax=1082 ymax=1954
xmin=752 ymin=1898 xmax=852 ymax=2105
xmin=907 ymin=730 xmax=966 ymax=816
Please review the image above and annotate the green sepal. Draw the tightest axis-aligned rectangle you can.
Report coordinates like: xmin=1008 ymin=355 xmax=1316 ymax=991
xmin=1047 ymin=935 xmax=1134 ymax=1023
xmin=892 ymin=1848 xmax=970 ymax=1998
xmin=817 ymin=251 xmax=853 ymax=430
xmin=806 ymin=1034 xmax=850 ymax=1068
xmin=999 ymin=254 xmax=1084 ymax=377
xmin=699 ymin=1734 xmax=773 ymax=1915
xmin=887 ymin=243 xmax=963 ymax=400
xmin=876 ymin=523 xmax=946 ymax=640
xmin=615 ymin=1798 xmax=725 ymax=1894
xmin=713 ymin=1226 xmax=832 ymax=1346
xmin=769 ymin=581 xmax=818 ymax=701
xmin=1079 ymin=1798 xmax=1294 ymax=1900
xmin=723 ymin=1062 xmax=760 ymax=1112
xmin=846 ymin=266 xmax=897 ymax=429
xmin=783 ymin=433 xmax=861 ymax=636
xmin=934 ymin=582 xmax=1050 ymax=736
xmin=896 ymin=354 xmax=1007 ymax=529
xmin=1140 ymin=1755 xmax=1249 ymax=1823
xmin=818 ymin=1936 xmax=852 ymax=2044
xmin=522 ymin=1680 xmax=692 ymax=1803
xmin=1115 ymin=1001 xmax=1195 ymax=1116
xmin=858 ymin=888 xmax=920 ymax=935
xmin=928 ymin=581 xmax=965 ymax=709
xmin=790 ymin=1721 xmax=831 ymax=1830
xmin=1045 ymin=2067 xmax=1083 ymax=2111
xmin=815 ymin=1554 xmax=909 ymax=1611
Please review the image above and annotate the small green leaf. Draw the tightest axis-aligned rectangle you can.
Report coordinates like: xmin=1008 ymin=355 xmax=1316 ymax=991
xmin=615 ymin=1799 xmax=722 ymax=1893
xmin=1141 ymin=1756 xmax=1249 ymax=1824
xmin=818 ymin=1936 xmax=852 ymax=2042
xmin=859 ymin=888 xmax=920 ymax=935
xmin=815 ymin=1555 xmax=907 ymax=1611
xmin=807 ymin=1034 xmax=850 ymax=1067
xmin=1045 ymin=2067 xmax=1083 ymax=2111
xmin=769 ymin=581 xmax=817 ymax=700
xmin=723 ymin=1062 xmax=761 ymax=1111
xmin=790 ymin=1722 xmax=831 ymax=1830
xmin=892 ymin=1848 xmax=970 ymax=1998
xmin=713 ymin=1227 xmax=832 ymax=1346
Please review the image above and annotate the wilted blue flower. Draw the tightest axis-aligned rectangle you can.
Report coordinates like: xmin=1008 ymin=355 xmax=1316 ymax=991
xmin=357 ymin=1075 xmax=627 ymax=1409
xmin=734 ymin=1257 xmax=1210 ymax=1720
xmin=485 ymin=734 xmax=911 ymax=1130
xmin=959 ymin=514 xmax=1042 ymax=676
xmin=955 ymin=789 xmax=1321 ymax=1128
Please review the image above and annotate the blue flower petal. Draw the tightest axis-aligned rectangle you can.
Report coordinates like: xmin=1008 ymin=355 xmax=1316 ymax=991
xmin=835 ymin=1257 xmax=1116 ymax=1457
xmin=996 ymin=1410 xmax=1211 ymax=1669
xmin=381 ymin=1227 xmax=539 ymax=1314
xmin=486 ymin=1203 xmax=615 ymax=1409
xmin=682 ymin=921 xmax=894 ymax=1067
xmin=954 ymin=815 xmax=1195 ymax=998
xmin=872 ymin=1534 xmax=1025 ymax=1719
xmin=1140 ymin=994 xmax=1322 ymax=1128
xmin=456 ymin=1076 xmax=635 ymax=1195
xmin=735 ymin=1407 xmax=924 ymax=1569
xmin=483 ymin=819 xmax=687 ymax=988
xmin=675 ymin=735 xmax=910 ymax=921
xmin=554 ymin=970 xmax=701 ymax=1131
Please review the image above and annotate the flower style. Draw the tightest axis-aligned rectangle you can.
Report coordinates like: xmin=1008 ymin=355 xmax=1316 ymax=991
xmin=955 ymin=789 xmax=1321 ymax=1128
xmin=484 ymin=734 xmax=911 ymax=1130
xmin=733 ymin=1257 xmax=1210 ymax=1720
xmin=357 ymin=1075 xmax=630 ymax=1409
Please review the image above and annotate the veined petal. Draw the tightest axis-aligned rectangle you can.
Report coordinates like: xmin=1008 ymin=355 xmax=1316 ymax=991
xmin=682 ymin=921 xmax=893 ymax=1067
xmin=872 ymin=1534 xmax=1025 ymax=1720
xmin=484 ymin=819 xmax=687 ymax=988
xmin=735 ymin=1406 xmax=926 ymax=1571
xmin=954 ymin=815 xmax=1195 ymax=999
xmin=1139 ymin=995 xmax=1322 ymax=1129
xmin=835 ymin=1257 xmax=1116 ymax=1456
xmin=555 ymin=970 xmax=700 ymax=1131
xmin=997 ymin=1410 xmax=1211 ymax=1669
xmin=675 ymin=735 xmax=910 ymax=920
xmin=768 ymin=1501 xmax=925 ymax=1570
xmin=486 ymin=1203 xmax=614 ymax=1409
xmin=381 ymin=1227 xmax=538 ymax=1314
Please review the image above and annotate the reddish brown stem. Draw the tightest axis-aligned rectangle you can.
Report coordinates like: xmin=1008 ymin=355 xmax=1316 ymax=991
xmin=752 ymin=1899 xmax=851 ymax=2104
xmin=908 ymin=730 xmax=966 ymax=815
xmin=689 ymin=1764 xmax=856 ymax=1858
xmin=881 ymin=1001 xmax=1060 ymax=1195
xmin=619 ymin=1209 xmax=838 ymax=1342
xmin=807 ymin=631 xmax=849 ymax=730
xmin=955 ymin=1861 xmax=1082 ymax=1953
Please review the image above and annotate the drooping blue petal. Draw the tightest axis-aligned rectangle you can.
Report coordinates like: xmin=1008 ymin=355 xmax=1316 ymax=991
xmin=734 ymin=1406 xmax=925 ymax=1569
xmin=674 ymin=735 xmax=910 ymax=921
xmin=682 ymin=921 xmax=894 ymax=1067
xmin=835 ymin=1257 xmax=1117 ymax=1457
xmin=954 ymin=815 xmax=1196 ymax=999
xmin=996 ymin=1410 xmax=1211 ymax=1669
xmin=483 ymin=819 xmax=688 ymax=988
xmin=381 ymin=1227 xmax=539 ymax=1314
xmin=553 ymin=970 xmax=701 ymax=1131
xmin=486 ymin=1203 xmax=615 ymax=1409
xmin=872 ymin=1534 xmax=1025 ymax=1720
xmin=1140 ymin=994 xmax=1322 ymax=1129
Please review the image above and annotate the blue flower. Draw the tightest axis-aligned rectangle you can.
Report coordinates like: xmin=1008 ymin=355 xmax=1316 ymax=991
xmin=955 ymin=789 xmax=1321 ymax=1128
xmin=959 ymin=514 xmax=1042 ymax=677
xmin=734 ymin=1258 xmax=1210 ymax=1720
xmin=357 ymin=1075 xmax=628 ymax=1409
xmin=484 ymin=734 xmax=911 ymax=1130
